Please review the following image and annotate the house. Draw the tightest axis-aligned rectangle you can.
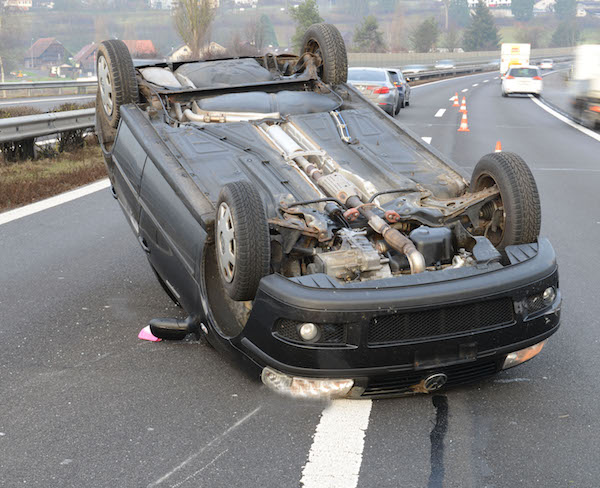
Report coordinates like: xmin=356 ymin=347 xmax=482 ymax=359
xmin=73 ymin=43 xmax=98 ymax=72
xmin=168 ymin=44 xmax=192 ymax=62
xmin=122 ymin=40 xmax=158 ymax=59
xmin=24 ymin=38 xmax=69 ymax=69
xmin=467 ymin=0 xmax=511 ymax=6
xmin=3 ymin=0 xmax=32 ymax=10
xmin=149 ymin=0 xmax=218 ymax=9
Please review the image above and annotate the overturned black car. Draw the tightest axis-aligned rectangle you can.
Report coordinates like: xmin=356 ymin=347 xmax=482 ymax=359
xmin=96 ymin=24 xmax=561 ymax=399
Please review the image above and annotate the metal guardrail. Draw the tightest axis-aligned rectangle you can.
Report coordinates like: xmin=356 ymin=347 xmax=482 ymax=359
xmin=0 ymin=80 xmax=97 ymax=90
xmin=0 ymin=108 xmax=95 ymax=143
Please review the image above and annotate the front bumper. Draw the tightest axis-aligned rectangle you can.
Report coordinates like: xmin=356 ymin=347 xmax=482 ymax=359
xmin=229 ymin=239 xmax=561 ymax=398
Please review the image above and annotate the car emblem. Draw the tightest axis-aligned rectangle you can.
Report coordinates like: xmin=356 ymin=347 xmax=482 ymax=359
xmin=423 ymin=373 xmax=448 ymax=391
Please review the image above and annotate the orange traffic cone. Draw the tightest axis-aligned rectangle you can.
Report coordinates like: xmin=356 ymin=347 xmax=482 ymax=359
xmin=453 ymin=93 xmax=459 ymax=107
xmin=495 ymin=141 xmax=502 ymax=152
xmin=458 ymin=112 xmax=470 ymax=132
xmin=459 ymin=97 xmax=467 ymax=113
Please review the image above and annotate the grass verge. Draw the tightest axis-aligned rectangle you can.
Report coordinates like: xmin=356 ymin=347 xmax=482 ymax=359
xmin=0 ymin=144 xmax=106 ymax=212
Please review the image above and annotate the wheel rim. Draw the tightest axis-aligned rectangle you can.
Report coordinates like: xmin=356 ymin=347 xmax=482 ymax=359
xmin=474 ymin=174 xmax=506 ymax=246
xmin=98 ymin=55 xmax=114 ymax=117
xmin=216 ymin=202 xmax=236 ymax=283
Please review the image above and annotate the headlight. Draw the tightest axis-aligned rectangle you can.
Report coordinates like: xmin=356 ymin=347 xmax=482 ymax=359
xmin=502 ymin=340 xmax=547 ymax=369
xmin=261 ymin=367 xmax=354 ymax=399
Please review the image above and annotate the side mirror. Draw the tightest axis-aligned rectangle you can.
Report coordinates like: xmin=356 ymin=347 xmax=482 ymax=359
xmin=405 ymin=77 xmax=411 ymax=82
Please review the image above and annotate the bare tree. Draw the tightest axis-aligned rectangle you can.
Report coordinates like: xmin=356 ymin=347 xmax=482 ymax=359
xmin=174 ymin=0 xmax=216 ymax=59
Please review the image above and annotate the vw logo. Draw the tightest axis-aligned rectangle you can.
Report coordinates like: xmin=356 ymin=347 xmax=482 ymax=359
xmin=423 ymin=373 xmax=448 ymax=392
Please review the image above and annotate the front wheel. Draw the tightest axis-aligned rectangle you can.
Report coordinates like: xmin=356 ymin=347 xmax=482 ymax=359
xmin=215 ymin=181 xmax=271 ymax=301
xmin=470 ymin=152 xmax=541 ymax=249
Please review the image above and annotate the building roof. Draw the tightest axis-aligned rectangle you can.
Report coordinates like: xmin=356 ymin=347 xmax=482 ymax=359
xmin=73 ymin=43 xmax=98 ymax=63
xmin=122 ymin=40 xmax=157 ymax=57
xmin=25 ymin=37 xmax=63 ymax=59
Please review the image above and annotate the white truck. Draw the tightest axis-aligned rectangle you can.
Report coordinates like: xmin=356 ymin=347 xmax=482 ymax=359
xmin=500 ymin=43 xmax=531 ymax=78
xmin=570 ymin=44 xmax=600 ymax=130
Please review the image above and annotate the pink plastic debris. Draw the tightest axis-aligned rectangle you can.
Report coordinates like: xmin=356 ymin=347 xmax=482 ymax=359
xmin=138 ymin=325 xmax=162 ymax=342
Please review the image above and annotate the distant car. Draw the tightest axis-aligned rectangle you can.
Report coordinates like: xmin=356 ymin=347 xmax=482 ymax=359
xmin=402 ymin=64 xmax=429 ymax=76
xmin=347 ymin=67 xmax=400 ymax=116
xmin=501 ymin=66 xmax=543 ymax=97
xmin=434 ymin=59 xmax=456 ymax=70
xmin=387 ymin=68 xmax=412 ymax=108
xmin=539 ymin=59 xmax=554 ymax=70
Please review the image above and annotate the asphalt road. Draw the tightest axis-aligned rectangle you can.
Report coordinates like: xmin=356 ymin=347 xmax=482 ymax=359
xmin=2 ymin=69 xmax=600 ymax=487
xmin=0 ymin=94 xmax=95 ymax=112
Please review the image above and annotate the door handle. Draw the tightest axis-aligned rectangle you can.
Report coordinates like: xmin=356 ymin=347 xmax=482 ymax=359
xmin=138 ymin=236 xmax=151 ymax=254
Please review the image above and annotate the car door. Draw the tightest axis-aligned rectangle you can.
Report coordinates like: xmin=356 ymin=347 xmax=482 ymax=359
xmin=137 ymin=152 xmax=207 ymax=313
xmin=110 ymin=122 xmax=147 ymax=232
xmin=386 ymin=71 xmax=400 ymax=109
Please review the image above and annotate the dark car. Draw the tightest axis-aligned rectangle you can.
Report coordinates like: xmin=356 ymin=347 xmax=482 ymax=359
xmin=387 ymin=68 xmax=411 ymax=108
xmin=95 ymin=23 xmax=561 ymax=400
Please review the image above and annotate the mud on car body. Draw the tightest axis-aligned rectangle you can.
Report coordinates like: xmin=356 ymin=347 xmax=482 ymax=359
xmin=95 ymin=24 xmax=561 ymax=399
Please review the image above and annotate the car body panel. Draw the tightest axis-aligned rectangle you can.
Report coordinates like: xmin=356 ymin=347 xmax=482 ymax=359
xmin=502 ymin=66 xmax=543 ymax=95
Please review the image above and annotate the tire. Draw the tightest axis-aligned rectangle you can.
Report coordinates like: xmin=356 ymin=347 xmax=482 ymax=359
xmin=401 ymin=98 xmax=406 ymax=108
xmin=300 ymin=23 xmax=347 ymax=85
xmin=215 ymin=181 xmax=270 ymax=301
xmin=95 ymin=40 xmax=138 ymax=148
xmin=470 ymin=152 xmax=541 ymax=249
xmin=501 ymin=90 xmax=508 ymax=97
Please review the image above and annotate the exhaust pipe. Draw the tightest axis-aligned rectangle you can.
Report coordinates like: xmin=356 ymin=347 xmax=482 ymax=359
xmin=262 ymin=122 xmax=426 ymax=274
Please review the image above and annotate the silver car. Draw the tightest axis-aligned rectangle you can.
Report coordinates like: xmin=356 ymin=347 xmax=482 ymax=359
xmin=347 ymin=67 xmax=400 ymax=116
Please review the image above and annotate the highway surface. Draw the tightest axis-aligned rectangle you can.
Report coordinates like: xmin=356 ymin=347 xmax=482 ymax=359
xmin=2 ymin=69 xmax=600 ymax=487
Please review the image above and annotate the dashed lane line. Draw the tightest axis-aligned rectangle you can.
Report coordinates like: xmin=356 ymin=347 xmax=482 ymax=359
xmin=483 ymin=80 xmax=489 ymax=83
xmin=0 ymin=179 xmax=110 ymax=226
xmin=529 ymin=95 xmax=600 ymax=144
xmin=301 ymin=399 xmax=373 ymax=488
xmin=422 ymin=137 xmax=432 ymax=144
xmin=472 ymin=83 xmax=479 ymax=87
xmin=434 ymin=109 xmax=446 ymax=118
xmin=461 ymin=88 xmax=469 ymax=92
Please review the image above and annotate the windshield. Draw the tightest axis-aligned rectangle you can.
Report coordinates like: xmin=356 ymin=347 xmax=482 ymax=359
xmin=348 ymin=69 xmax=387 ymax=82
xmin=508 ymin=68 xmax=539 ymax=77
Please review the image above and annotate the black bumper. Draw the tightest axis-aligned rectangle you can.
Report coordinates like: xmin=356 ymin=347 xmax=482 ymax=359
xmin=230 ymin=239 xmax=561 ymax=396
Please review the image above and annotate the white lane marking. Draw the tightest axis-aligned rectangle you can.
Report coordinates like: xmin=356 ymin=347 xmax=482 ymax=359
xmin=434 ymin=109 xmax=446 ymax=118
xmin=449 ymin=96 xmax=457 ymax=101
xmin=422 ymin=137 xmax=432 ymax=144
xmin=461 ymin=88 xmax=468 ymax=92
xmin=494 ymin=76 xmax=499 ymax=79
xmin=301 ymin=399 xmax=373 ymax=488
xmin=149 ymin=406 xmax=261 ymax=487
xmin=472 ymin=83 xmax=479 ymax=87
xmin=529 ymin=96 xmax=600 ymax=144
xmin=483 ymin=80 xmax=489 ymax=83
xmin=0 ymin=95 xmax=94 ymax=106
xmin=0 ymin=178 xmax=110 ymax=226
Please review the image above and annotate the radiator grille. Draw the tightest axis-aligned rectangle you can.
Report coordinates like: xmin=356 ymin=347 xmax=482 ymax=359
xmin=368 ymin=298 xmax=514 ymax=344
xmin=362 ymin=361 xmax=499 ymax=397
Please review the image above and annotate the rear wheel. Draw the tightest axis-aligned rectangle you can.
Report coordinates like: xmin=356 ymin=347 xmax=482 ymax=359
xmin=216 ymin=181 xmax=270 ymax=301
xmin=300 ymin=23 xmax=347 ymax=85
xmin=470 ymin=152 xmax=541 ymax=249
xmin=95 ymin=40 xmax=138 ymax=149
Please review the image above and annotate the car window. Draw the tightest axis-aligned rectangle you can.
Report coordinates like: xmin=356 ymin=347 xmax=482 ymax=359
xmin=348 ymin=69 xmax=386 ymax=82
xmin=388 ymin=71 xmax=400 ymax=83
xmin=508 ymin=68 xmax=539 ymax=77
